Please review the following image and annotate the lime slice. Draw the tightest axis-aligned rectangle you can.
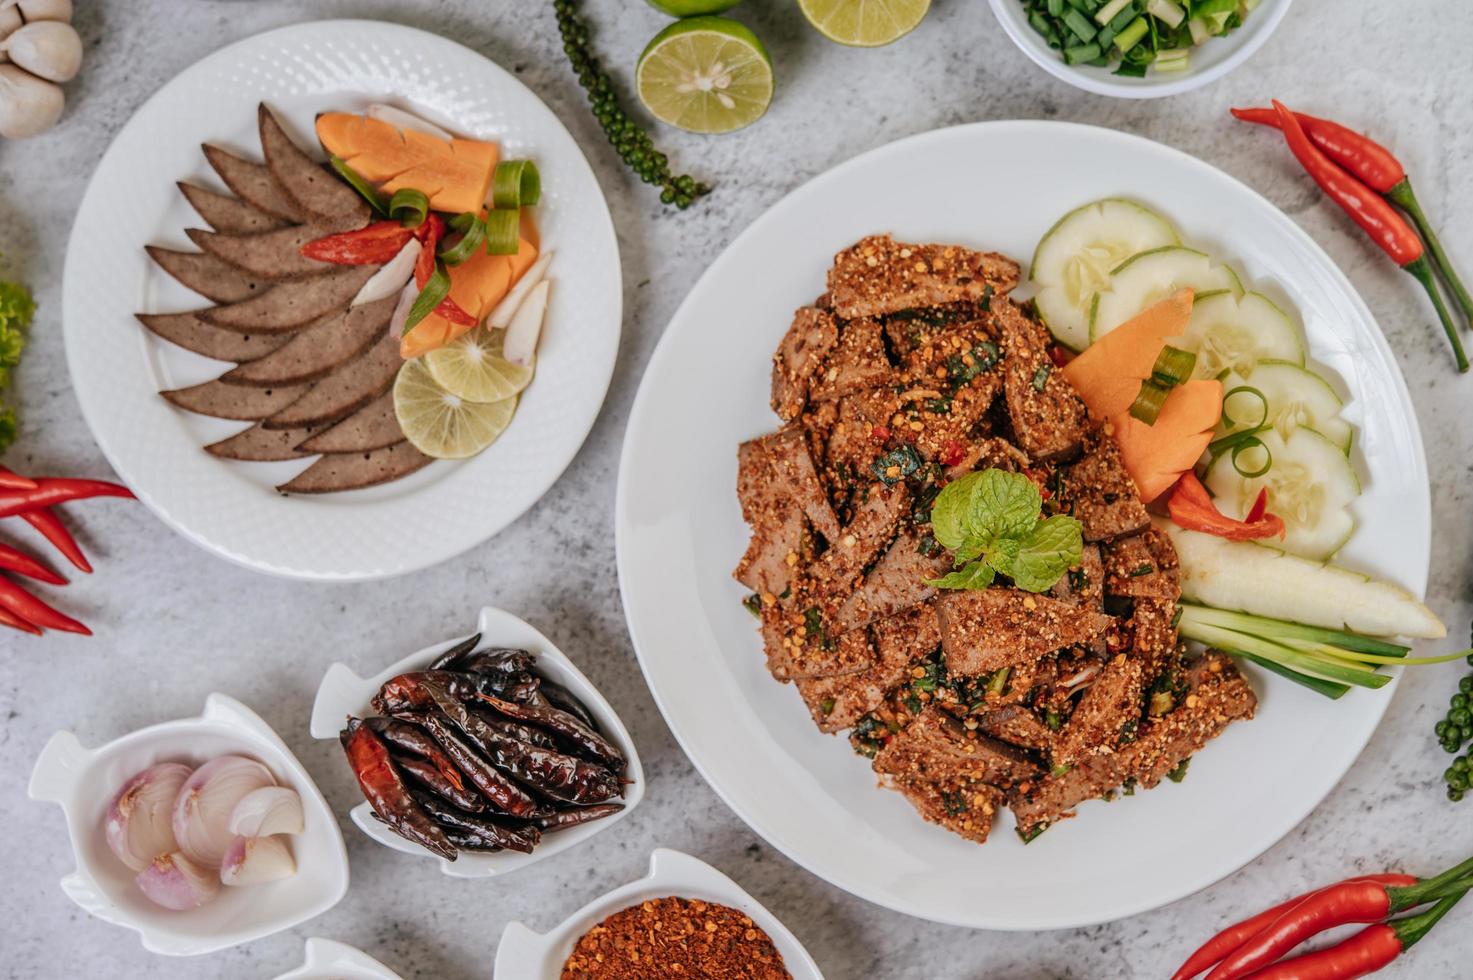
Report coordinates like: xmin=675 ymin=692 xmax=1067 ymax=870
xmin=645 ymin=0 xmax=740 ymax=14
xmin=798 ymin=0 xmax=930 ymax=46
xmin=423 ymin=326 xmax=534 ymax=403
xmin=636 ymin=17 xmax=773 ymax=135
xmin=393 ymin=358 xmax=518 ymax=460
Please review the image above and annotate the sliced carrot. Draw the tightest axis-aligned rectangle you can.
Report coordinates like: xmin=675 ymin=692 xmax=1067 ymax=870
xmin=317 ymin=113 xmax=498 ymax=215
xmin=399 ymin=236 xmax=538 ymax=358
xmin=1110 ymin=377 xmax=1223 ymax=502
xmin=1062 ymin=288 xmax=1195 ymax=419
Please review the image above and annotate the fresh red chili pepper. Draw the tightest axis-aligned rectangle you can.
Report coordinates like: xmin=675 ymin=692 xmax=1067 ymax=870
xmin=20 ymin=508 xmax=91 ymax=573
xmin=1048 ymin=344 xmax=1072 ymax=368
xmin=0 ymin=477 xmax=134 ymax=519
xmin=1268 ymin=101 xmax=1468 ymax=372
xmin=1171 ymin=875 xmax=1416 ymax=980
xmin=0 ymin=541 xmax=65 ymax=585
xmin=1243 ymin=892 xmax=1466 ymax=980
xmin=1168 ymin=472 xmax=1285 ymax=542
xmin=0 ymin=465 xmax=37 ymax=491
xmin=1233 ymin=106 xmax=1473 ymax=323
xmin=300 ymin=220 xmax=415 ymax=265
xmin=870 ymin=425 xmax=891 ymax=444
xmin=1207 ymin=854 xmax=1473 ymax=980
xmin=940 ymin=440 xmax=967 ymax=467
xmin=1243 ymin=487 xmax=1269 ymax=525
xmin=409 ymin=215 xmax=478 ymax=328
xmin=0 ymin=575 xmax=89 ymax=635
xmin=0 ymin=602 xmax=41 ymax=634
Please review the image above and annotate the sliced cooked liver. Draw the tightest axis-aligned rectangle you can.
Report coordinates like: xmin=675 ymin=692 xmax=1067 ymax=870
xmin=936 ymin=587 xmax=1112 ymax=677
xmin=145 ymin=246 xmax=268 ymax=305
xmin=258 ymin=104 xmax=370 ymax=232
xmin=221 ymin=296 xmax=394 ymax=387
xmin=807 ymin=482 xmax=909 ymax=597
xmin=205 ymin=423 xmax=319 ymax=461
xmin=261 ymin=330 xmax=401 ymax=429
xmin=276 ymin=441 xmax=433 ymax=494
xmin=795 ymin=602 xmax=940 ymax=733
xmin=761 ymin=602 xmax=875 ymax=682
xmin=162 ymin=378 xmax=310 ymax=421
xmin=136 ymin=311 xmax=288 ymax=363
xmin=809 ymin=318 xmax=893 ymax=403
xmin=733 ymin=437 xmax=806 ymax=598
xmin=760 ymin=428 xmax=840 ymax=542
xmin=1102 ymin=527 xmax=1181 ymax=602
xmin=832 ymin=530 xmax=947 ymax=632
xmin=178 ymin=182 xmax=291 ymax=235
xmin=295 ymin=389 xmax=403 ymax=454
xmin=202 ymin=143 xmax=304 ymax=222
xmin=1057 ymin=428 xmax=1151 ymax=542
xmin=771 ymin=306 xmax=839 ymax=421
xmin=200 ymin=265 xmax=377 ymax=333
xmin=186 ymin=225 xmax=333 ymax=281
xmin=827 ymin=235 xmax=1019 ymax=320
xmin=1051 ymin=654 xmax=1146 ymax=768
xmin=996 ymin=297 xmax=1089 ymax=462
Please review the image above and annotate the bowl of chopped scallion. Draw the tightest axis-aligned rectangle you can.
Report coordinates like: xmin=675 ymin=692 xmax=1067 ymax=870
xmin=988 ymin=0 xmax=1292 ymax=98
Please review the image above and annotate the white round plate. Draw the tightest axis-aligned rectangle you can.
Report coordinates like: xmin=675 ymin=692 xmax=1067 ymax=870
xmin=494 ymin=849 xmax=825 ymax=979
xmin=988 ymin=0 xmax=1293 ymax=99
xmin=63 ymin=20 xmax=621 ymax=581
xmin=615 ymin=121 xmax=1429 ymax=930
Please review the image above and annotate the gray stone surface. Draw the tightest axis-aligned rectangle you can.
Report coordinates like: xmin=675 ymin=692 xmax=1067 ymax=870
xmin=2 ymin=1 xmax=1471 ymax=977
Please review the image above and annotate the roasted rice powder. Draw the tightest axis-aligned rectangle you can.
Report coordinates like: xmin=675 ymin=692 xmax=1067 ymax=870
xmin=561 ymin=896 xmax=792 ymax=980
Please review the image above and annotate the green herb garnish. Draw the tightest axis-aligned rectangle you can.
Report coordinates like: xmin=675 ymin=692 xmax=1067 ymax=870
xmin=872 ymin=445 xmax=922 ymax=485
xmin=1166 ymin=757 xmax=1192 ymax=784
xmin=0 ymin=280 xmax=35 ymax=452
xmin=927 ymin=468 xmax=1083 ymax=593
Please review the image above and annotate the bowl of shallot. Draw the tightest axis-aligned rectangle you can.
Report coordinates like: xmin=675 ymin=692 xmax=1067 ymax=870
xmin=27 ymin=693 xmax=348 ymax=956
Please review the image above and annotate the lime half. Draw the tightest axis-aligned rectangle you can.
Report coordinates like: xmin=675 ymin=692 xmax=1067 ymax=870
xmin=423 ymin=326 xmax=534 ymax=403
xmin=393 ymin=358 xmax=517 ymax=460
xmin=798 ymin=0 xmax=931 ymax=46
xmin=645 ymin=0 xmax=740 ymax=14
xmin=636 ymin=17 xmax=773 ymax=134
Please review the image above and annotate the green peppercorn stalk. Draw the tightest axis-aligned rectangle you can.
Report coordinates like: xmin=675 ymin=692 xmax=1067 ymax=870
xmin=553 ymin=0 xmax=711 ymax=209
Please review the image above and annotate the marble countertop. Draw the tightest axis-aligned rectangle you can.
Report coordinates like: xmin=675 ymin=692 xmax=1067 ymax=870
xmin=3 ymin=1 xmax=1471 ymax=976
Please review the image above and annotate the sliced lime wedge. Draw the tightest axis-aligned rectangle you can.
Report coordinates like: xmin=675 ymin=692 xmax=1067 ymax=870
xmin=636 ymin=17 xmax=773 ymax=135
xmin=423 ymin=326 xmax=534 ymax=404
xmin=393 ymin=358 xmax=517 ymax=460
xmin=644 ymin=0 xmax=740 ymax=14
xmin=798 ymin=0 xmax=930 ymax=47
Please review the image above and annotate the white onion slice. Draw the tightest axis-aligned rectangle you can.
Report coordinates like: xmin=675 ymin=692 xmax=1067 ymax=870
xmin=502 ymin=279 xmax=549 ymax=367
xmin=104 ymin=762 xmax=192 ymax=872
xmin=352 ymin=238 xmax=421 ymax=307
xmin=219 ymin=835 xmax=296 ymax=886
xmin=487 ymin=249 xmax=554 ymax=329
xmin=136 ymin=852 xmax=219 ymax=911
xmin=171 ymin=756 xmax=275 ymax=869
xmin=365 ymin=103 xmax=454 ymax=141
xmin=388 ymin=279 xmax=418 ymax=341
xmin=229 ymin=786 xmax=303 ymax=837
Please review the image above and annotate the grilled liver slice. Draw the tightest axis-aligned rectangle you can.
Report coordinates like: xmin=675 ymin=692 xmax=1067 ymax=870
xmin=1056 ymin=427 xmax=1151 ymax=542
xmin=146 ymin=245 xmax=268 ymax=305
xmin=258 ymin=103 xmax=371 ymax=232
xmin=996 ymin=297 xmax=1088 ymax=462
xmin=296 ymin=390 xmax=403 ymax=454
xmin=936 ymin=587 xmax=1112 ymax=677
xmin=760 ymin=428 xmax=841 ymax=543
xmin=734 ymin=437 xmax=806 ymax=598
xmin=762 ymin=603 xmax=875 ymax=681
xmin=221 ymin=296 xmax=394 ymax=387
xmin=796 ymin=602 xmax=940 ymax=733
xmin=162 ymin=378 xmax=310 ymax=421
xmin=827 ymin=235 xmax=1019 ymax=320
xmin=832 ymin=530 xmax=947 ymax=633
xmin=205 ymin=423 xmax=319 ymax=461
xmin=200 ymin=265 xmax=377 ymax=333
xmin=1103 ymin=527 xmax=1181 ymax=602
xmin=809 ymin=318 xmax=892 ymax=403
xmin=203 ymin=143 xmax=305 ymax=223
xmin=136 ymin=310 xmax=289 ymax=363
xmin=187 ymin=225 xmax=334 ymax=281
xmin=178 ymin=181 xmax=291 ymax=235
xmin=807 ymin=482 xmax=909 ymax=597
xmin=277 ymin=441 xmax=434 ymax=494
xmin=262 ymin=329 xmax=401 ymax=429
xmin=771 ymin=306 xmax=839 ymax=421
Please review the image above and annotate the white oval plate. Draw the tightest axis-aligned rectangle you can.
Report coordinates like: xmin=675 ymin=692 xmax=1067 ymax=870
xmin=273 ymin=937 xmax=402 ymax=980
xmin=309 ymin=605 xmax=644 ymax=877
xmin=63 ymin=20 xmax=621 ymax=580
xmin=27 ymin=694 xmax=349 ymax=956
xmin=494 ymin=849 xmax=825 ymax=979
xmin=987 ymin=0 xmax=1293 ymax=99
xmin=615 ymin=121 xmax=1430 ymax=930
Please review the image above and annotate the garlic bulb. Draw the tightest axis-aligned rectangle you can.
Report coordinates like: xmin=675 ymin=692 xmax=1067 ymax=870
xmin=135 ymin=852 xmax=220 ymax=911
xmin=104 ymin=762 xmax=194 ymax=872
xmin=219 ymin=835 xmax=296 ymax=886
xmin=228 ymin=785 xmax=304 ymax=838
xmin=0 ymin=62 xmax=60 ymax=138
xmin=8 ymin=0 xmax=75 ymax=23
xmin=171 ymin=755 xmax=276 ymax=868
xmin=0 ymin=7 xmax=20 ymax=63
xmin=0 ymin=20 xmax=79 ymax=82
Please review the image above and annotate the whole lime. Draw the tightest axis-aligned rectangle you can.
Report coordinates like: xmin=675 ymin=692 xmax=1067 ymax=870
xmin=644 ymin=0 xmax=741 ymax=16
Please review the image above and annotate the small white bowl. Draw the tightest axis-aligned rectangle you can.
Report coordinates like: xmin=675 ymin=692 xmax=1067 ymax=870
xmin=273 ymin=937 xmax=403 ymax=980
xmin=495 ymin=849 xmax=825 ymax=979
xmin=309 ymin=605 xmax=644 ymax=877
xmin=27 ymin=694 xmax=349 ymax=956
xmin=987 ymin=0 xmax=1293 ymax=99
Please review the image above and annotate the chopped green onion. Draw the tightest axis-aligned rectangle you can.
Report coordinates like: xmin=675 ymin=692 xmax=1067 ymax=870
xmin=1154 ymin=48 xmax=1191 ymax=71
xmin=403 ymin=260 xmax=451 ymax=336
xmin=439 ymin=214 xmax=487 ymax=266
xmin=1113 ymin=60 xmax=1148 ymax=77
xmin=483 ymin=209 xmax=521 ymax=255
xmin=1238 ymin=652 xmax=1349 ymax=699
xmin=1114 ymin=15 xmax=1149 ymax=52
xmin=1064 ymin=41 xmax=1102 ymax=64
xmin=1188 ymin=16 xmax=1212 ymax=43
xmin=987 ymin=666 xmax=1011 ymax=696
xmin=387 ymin=188 xmax=429 ymax=228
xmin=1150 ymin=345 xmax=1197 ymax=387
xmin=492 ymin=159 xmax=541 ymax=209
xmin=1047 ymin=0 xmax=1065 ymax=14
xmin=1221 ymin=385 xmax=1268 ymax=430
xmin=1145 ymin=0 xmax=1184 ymax=27
xmin=1181 ymin=619 xmax=1391 ymax=689
xmin=1094 ymin=0 xmax=1133 ymax=24
xmin=1062 ymin=7 xmax=1097 ymax=42
xmin=1178 ymin=605 xmax=1409 ymax=658
xmin=1029 ymin=10 xmax=1055 ymax=37
xmin=329 ymin=155 xmax=388 ymax=216
xmin=1129 ymin=379 xmax=1172 ymax=424
xmin=1229 ymin=437 xmax=1271 ymax=478
xmin=1032 ymin=363 xmax=1053 ymax=391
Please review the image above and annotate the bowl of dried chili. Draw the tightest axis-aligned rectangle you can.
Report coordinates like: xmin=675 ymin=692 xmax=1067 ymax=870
xmin=494 ymin=848 xmax=825 ymax=979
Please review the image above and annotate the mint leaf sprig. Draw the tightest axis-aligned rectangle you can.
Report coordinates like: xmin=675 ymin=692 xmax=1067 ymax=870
xmin=927 ymin=469 xmax=1082 ymax=593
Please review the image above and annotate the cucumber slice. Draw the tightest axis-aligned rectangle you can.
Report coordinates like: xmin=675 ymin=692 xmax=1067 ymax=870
xmin=1030 ymin=198 xmax=1178 ymax=352
xmin=1205 ymin=427 xmax=1359 ymax=560
xmin=1219 ymin=361 xmax=1353 ymax=453
xmin=1180 ymin=291 xmax=1305 ymax=379
xmin=1090 ymin=246 xmax=1244 ymax=341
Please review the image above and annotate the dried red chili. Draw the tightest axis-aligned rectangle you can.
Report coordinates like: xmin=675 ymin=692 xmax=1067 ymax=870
xmin=562 ymin=896 xmax=791 ymax=980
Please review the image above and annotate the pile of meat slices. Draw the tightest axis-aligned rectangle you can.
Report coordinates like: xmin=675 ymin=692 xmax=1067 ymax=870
xmin=735 ymin=235 xmax=1258 ymax=845
xmin=138 ymin=103 xmax=431 ymax=494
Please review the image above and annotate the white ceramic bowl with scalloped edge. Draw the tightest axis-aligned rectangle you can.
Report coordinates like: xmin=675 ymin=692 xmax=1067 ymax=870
xmin=495 ymin=849 xmax=825 ymax=979
xmin=309 ymin=605 xmax=643 ymax=877
xmin=272 ymin=937 xmax=403 ymax=980
xmin=28 ymin=694 xmax=348 ymax=956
